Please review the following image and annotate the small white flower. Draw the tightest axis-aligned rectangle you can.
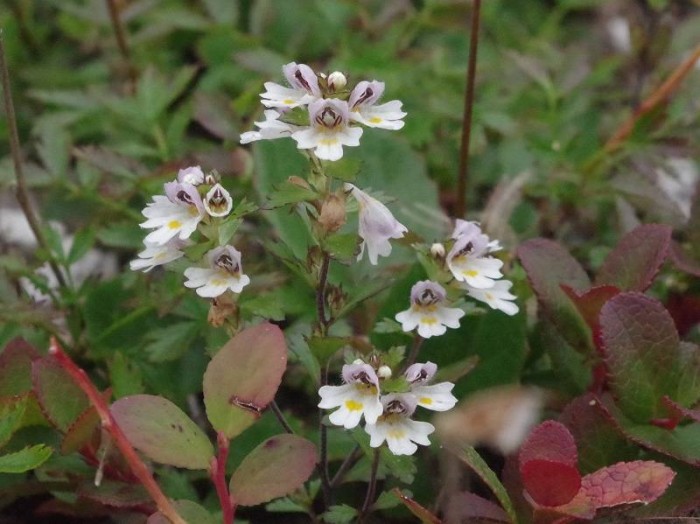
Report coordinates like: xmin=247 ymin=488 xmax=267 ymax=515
xmin=446 ymin=231 xmax=503 ymax=288
xmin=240 ymin=110 xmax=299 ymax=144
xmin=292 ymin=99 xmax=363 ymax=161
xmin=430 ymin=242 xmax=446 ymax=258
xmin=327 ymin=71 xmax=347 ymax=91
xmin=129 ymin=239 xmax=186 ymax=272
xmin=348 ymin=80 xmax=406 ymax=130
xmin=365 ymin=394 xmax=435 ymax=456
xmin=377 ymin=365 xmax=392 ymax=379
xmin=204 ymin=184 xmax=233 ymax=217
xmin=140 ymin=182 xmax=205 ymax=245
xmin=463 ymin=280 xmax=519 ymax=316
xmin=404 ymin=362 xmax=457 ymax=412
xmin=344 ymin=183 xmax=407 ymax=265
xmin=318 ymin=363 xmax=383 ymax=429
xmin=395 ymin=281 xmax=465 ymax=338
xmin=183 ymin=245 xmax=250 ymax=298
xmin=177 ymin=166 xmax=205 ymax=186
xmin=260 ymin=62 xmax=321 ymax=109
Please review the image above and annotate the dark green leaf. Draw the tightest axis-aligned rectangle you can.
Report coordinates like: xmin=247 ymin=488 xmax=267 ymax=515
xmin=0 ymin=445 xmax=53 ymax=473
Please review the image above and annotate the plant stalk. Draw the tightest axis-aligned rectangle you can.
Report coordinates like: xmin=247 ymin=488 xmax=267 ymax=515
xmin=269 ymin=400 xmax=295 ymax=434
xmin=49 ymin=338 xmax=186 ymax=524
xmin=212 ymin=432 xmax=235 ymax=524
xmin=360 ymin=448 xmax=381 ymax=520
xmin=105 ymin=0 xmax=137 ymax=85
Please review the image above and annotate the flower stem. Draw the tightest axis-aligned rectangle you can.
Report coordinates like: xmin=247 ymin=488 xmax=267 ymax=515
xmin=402 ymin=335 xmax=425 ymax=373
xmin=360 ymin=448 xmax=381 ymax=520
xmin=330 ymin=444 xmax=362 ymax=488
xmin=455 ymin=0 xmax=482 ymax=218
xmin=105 ymin=0 xmax=138 ymax=85
xmin=48 ymin=338 xmax=186 ymax=524
xmin=212 ymin=432 xmax=235 ymax=524
xmin=316 ymin=251 xmax=332 ymax=334
xmin=269 ymin=400 xmax=295 ymax=434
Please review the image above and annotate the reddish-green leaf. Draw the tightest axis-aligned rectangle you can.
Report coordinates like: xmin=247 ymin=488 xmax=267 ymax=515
xmin=229 ymin=434 xmax=317 ymax=506
xmin=561 ymin=285 xmax=620 ymax=336
xmin=521 ymin=459 xmax=581 ymax=507
xmin=0 ymin=338 xmax=38 ymax=398
xmin=519 ymin=420 xmax=578 ymax=468
xmin=518 ymin=239 xmax=592 ymax=353
xmin=32 ymin=358 xmax=89 ymax=433
xmin=111 ymin=395 xmax=214 ymax=470
xmin=444 ymin=491 xmax=511 ymax=523
xmin=595 ymin=224 xmax=671 ymax=292
xmin=61 ymin=404 xmax=100 ymax=454
xmin=600 ymin=293 xmax=700 ymax=422
xmin=392 ymin=488 xmax=442 ymax=524
xmin=77 ymin=480 xmax=150 ymax=509
xmin=147 ymin=500 xmax=217 ymax=524
xmin=203 ymin=323 xmax=287 ymax=439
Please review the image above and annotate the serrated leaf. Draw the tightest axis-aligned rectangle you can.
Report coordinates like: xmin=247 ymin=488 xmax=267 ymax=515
xmin=323 ymin=233 xmax=358 ymax=261
xmin=324 ymin=157 xmax=361 ymax=182
xmin=581 ymin=460 xmax=675 ymax=508
xmin=266 ymin=179 xmax=318 ymax=209
xmin=265 ymin=497 xmax=308 ymax=513
xmin=230 ymin=434 xmax=317 ymax=506
xmin=111 ymin=395 xmax=214 ymax=470
xmin=218 ymin=218 xmax=243 ymax=246
xmin=147 ymin=499 xmax=218 ymax=524
xmin=0 ymin=444 xmax=52 ymax=473
xmin=61 ymin=403 xmax=100 ymax=455
xmin=307 ymin=336 xmax=347 ymax=365
xmin=322 ymin=504 xmax=358 ymax=524
xmin=143 ymin=322 xmax=199 ymax=362
xmin=240 ymin=294 xmax=286 ymax=321
xmin=0 ymin=397 xmax=27 ymax=447
xmin=32 ymin=357 xmax=89 ymax=433
xmin=203 ymin=323 xmax=287 ymax=439
xmin=67 ymin=228 xmax=97 ymax=265
xmin=0 ymin=338 xmax=37 ymax=397
xmin=77 ymin=479 xmax=150 ymax=509
xmin=519 ymin=420 xmax=578 ymax=468
xmin=595 ymin=224 xmax=671 ymax=291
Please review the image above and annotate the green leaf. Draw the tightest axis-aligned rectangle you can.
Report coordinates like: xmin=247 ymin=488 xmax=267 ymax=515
xmin=147 ymin=499 xmax=218 ymax=524
xmin=323 ymin=233 xmax=358 ymax=261
xmin=307 ymin=336 xmax=347 ymax=365
xmin=218 ymin=218 xmax=243 ymax=246
xmin=143 ymin=322 xmax=199 ymax=363
xmin=324 ymin=157 xmax=361 ymax=182
xmin=203 ymin=323 xmax=288 ymax=439
xmin=0 ymin=338 xmax=37 ymax=397
xmin=32 ymin=357 xmax=90 ymax=433
xmin=230 ymin=434 xmax=318 ymax=506
xmin=0 ymin=444 xmax=53 ymax=473
xmin=0 ymin=397 xmax=27 ymax=447
xmin=265 ymin=179 xmax=318 ymax=209
xmin=322 ymin=504 xmax=358 ymax=524
xmin=111 ymin=395 xmax=214 ymax=470
xmin=67 ymin=227 xmax=96 ymax=265
xmin=77 ymin=479 xmax=150 ymax=509
xmin=392 ymin=488 xmax=441 ymax=524
xmin=60 ymin=404 xmax=100 ymax=454
xmin=240 ymin=294 xmax=286 ymax=321
xmin=109 ymin=352 xmax=144 ymax=399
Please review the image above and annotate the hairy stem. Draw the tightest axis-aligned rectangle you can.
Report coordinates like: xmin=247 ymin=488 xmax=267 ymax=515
xmin=455 ymin=0 xmax=482 ymax=218
xmin=330 ymin=444 xmax=362 ymax=488
xmin=212 ymin=432 xmax=235 ymax=524
xmin=0 ymin=31 xmax=68 ymax=291
xmin=360 ymin=448 xmax=381 ymax=520
xmin=269 ymin=400 xmax=295 ymax=434
xmin=49 ymin=339 xmax=186 ymax=524
xmin=402 ymin=335 xmax=425 ymax=373
xmin=105 ymin=0 xmax=137 ymax=85
xmin=316 ymin=251 xmax=332 ymax=334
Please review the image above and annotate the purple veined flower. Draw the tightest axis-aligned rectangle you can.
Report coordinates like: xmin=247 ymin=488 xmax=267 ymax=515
xmin=395 ymin=281 xmax=465 ymax=338
xmin=364 ymin=394 xmax=435 ymax=456
xmin=177 ymin=166 xmax=205 ymax=186
xmin=183 ymin=245 xmax=250 ymax=298
xmin=129 ymin=238 xmax=187 ymax=272
xmin=344 ymin=183 xmax=407 ymax=264
xmin=318 ymin=363 xmax=383 ymax=429
xmin=463 ymin=279 xmax=519 ymax=316
xmin=446 ymin=229 xmax=503 ymax=288
xmin=451 ymin=219 xmax=501 ymax=253
xmin=292 ymin=99 xmax=363 ymax=161
xmin=240 ymin=110 xmax=299 ymax=144
xmin=348 ymin=80 xmax=406 ymax=130
xmin=204 ymin=183 xmax=233 ymax=218
xmin=404 ymin=362 xmax=458 ymax=412
xmin=260 ymin=62 xmax=321 ymax=109
xmin=140 ymin=182 xmax=205 ymax=245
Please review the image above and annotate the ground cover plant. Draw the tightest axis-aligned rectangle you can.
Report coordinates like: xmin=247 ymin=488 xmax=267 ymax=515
xmin=1 ymin=0 xmax=699 ymax=522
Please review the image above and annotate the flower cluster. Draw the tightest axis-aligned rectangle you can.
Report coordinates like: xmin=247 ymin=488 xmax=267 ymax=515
xmin=130 ymin=166 xmax=250 ymax=299
xmin=318 ymin=360 xmax=456 ymax=455
xmin=241 ymin=62 xmax=406 ymax=161
xmin=395 ymin=220 xmax=518 ymax=338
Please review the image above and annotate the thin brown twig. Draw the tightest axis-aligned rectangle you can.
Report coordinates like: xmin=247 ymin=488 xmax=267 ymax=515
xmin=49 ymin=338 xmax=186 ymax=524
xmin=359 ymin=448 xmax=381 ymax=521
xmin=0 ymin=31 xmax=68 ymax=291
xmin=455 ymin=0 xmax=482 ymax=218
xmin=105 ymin=0 xmax=138 ymax=85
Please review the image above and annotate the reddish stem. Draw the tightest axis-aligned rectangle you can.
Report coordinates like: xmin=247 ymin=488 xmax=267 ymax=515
xmin=211 ymin=431 xmax=235 ymax=524
xmin=48 ymin=338 xmax=186 ymax=524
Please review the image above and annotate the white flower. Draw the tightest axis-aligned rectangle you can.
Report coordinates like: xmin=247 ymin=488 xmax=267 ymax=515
xmin=240 ymin=110 xmax=299 ymax=144
xmin=344 ymin=183 xmax=407 ymax=265
xmin=318 ymin=363 xmax=383 ymax=429
xmin=463 ymin=280 xmax=519 ymax=316
xmin=140 ymin=182 xmax=205 ymax=245
xmin=404 ymin=362 xmax=458 ymax=412
xmin=395 ymin=281 xmax=465 ymax=338
xmin=327 ymin=71 xmax=347 ymax=91
xmin=348 ymin=80 xmax=406 ymax=130
xmin=446 ymin=230 xmax=503 ymax=288
xmin=177 ymin=166 xmax=205 ymax=186
xmin=292 ymin=99 xmax=363 ymax=161
xmin=204 ymin=183 xmax=233 ymax=217
xmin=260 ymin=62 xmax=321 ymax=109
xmin=365 ymin=394 xmax=435 ymax=456
xmin=183 ymin=245 xmax=250 ymax=298
xmin=129 ymin=239 xmax=186 ymax=272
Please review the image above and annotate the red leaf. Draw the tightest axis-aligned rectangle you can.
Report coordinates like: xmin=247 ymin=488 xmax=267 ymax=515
xmin=580 ymin=460 xmax=675 ymax=509
xmin=595 ymin=224 xmax=671 ymax=292
xmin=519 ymin=420 xmax=578 ymax=468
xmin=0 ymin=338 xmax=39 ymax=398
xmin=669 ymin=241 xmax=700 ymax=277
xmin=521 ymin=460 xmax=581 ymax=507
xmin=561 ymin=285 xmax=619 ymax=337
xmin=445 ymin=491 xmax=511 ymax=523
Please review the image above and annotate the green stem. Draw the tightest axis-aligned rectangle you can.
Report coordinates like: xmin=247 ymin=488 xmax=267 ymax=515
xmin=359 ymin=449 xmax=381 ymax=520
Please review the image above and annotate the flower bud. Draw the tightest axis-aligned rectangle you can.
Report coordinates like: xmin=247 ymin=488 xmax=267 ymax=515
xmin=318 ymin=193 xmax=346 ymax=234
xmin=287 ymin=175 xmax=312 ymax=190
xmin=327 ymin=71 xmax=347 ymax=91
xmin=430 ymin=242 xmax=446 ymax=258
xmin=352 ymin=358 xmax=364 ymax=366
xmin=377 ymin=365 xmax=392 ymax=379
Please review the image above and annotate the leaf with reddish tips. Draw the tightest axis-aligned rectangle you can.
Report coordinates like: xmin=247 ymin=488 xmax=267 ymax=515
xmin=77 ymin=480 xmax=150 ymax=509
xmin=521 ymin=459 xmax=581 ymax=507
xmin=147 ymin=500 xmax=217 ymax=524
xmin=518 ymin=239 xmax=592 ymax=353
xmin=0 ymin=338 xmax=39 ymax=398
xmin=595 ymin=224 xmax=671 ymax=291
xmin=391 ymin=488 xmax=442 ymax=524
xmin=32 ymin=358 xmax=89 ymax=433
xmin=445 ymin=491 xmax=511 ymax=523
xmin=669 ymin=241 xmax=700 ymax=277
xmin=600 ymin=293 xmax=700 ymax=422
xmin=203 ymin=323 xmax=288 ymax=439
xmin=111 ymin=395 xmax=214 ymax=470
xmin=229 ymin=434 xmax=317 ymax=506
xmin=561 ymin=285 xmax=619 ymax=336
xmin=519 ymin=420 xmax=578 ymax=468
xmin=661 ymin=395 xmax=700 ymax=424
